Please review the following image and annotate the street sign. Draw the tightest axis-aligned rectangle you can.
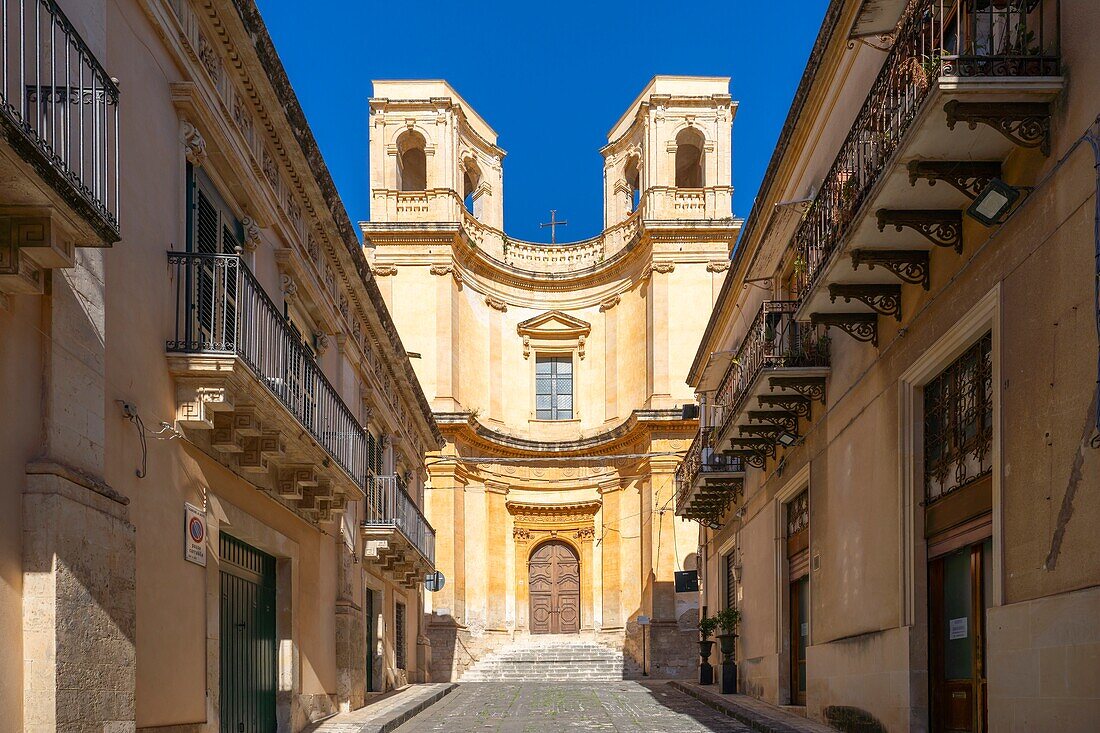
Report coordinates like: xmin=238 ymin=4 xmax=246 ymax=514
xmin=425 ymin=570 xmax=446 ymax=592
xmin=184 ymin=502 xmax=207 ymax=566
xmin=637 ymin=615 xmax=650 ymax=626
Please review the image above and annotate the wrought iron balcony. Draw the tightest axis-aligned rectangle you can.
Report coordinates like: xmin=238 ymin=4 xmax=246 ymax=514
xmin=362 ymin=474 xmax=436 ymax=584
xmin=0 ymin=0 xmax=119 ymax=242
xmin=796 ymin=0 xmax=1060 ymax=306
xmin=675 ymin=428 xmax=744 ymax=528
xmin=167 ymin=252 xmax=366 ymax=519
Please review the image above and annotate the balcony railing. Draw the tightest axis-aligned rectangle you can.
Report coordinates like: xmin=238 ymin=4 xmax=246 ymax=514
xmin=0 ymin=0 xmax=119 ymax=236
xmin=167 ymin=252 xmax=367 ymax=486
xmin=675 ymin=428 xmax=744 ymax=510
xmin=363 ymin=475 xmax=436 ymax=566
xmin=796 ymin=0 xmax=1059 ymax=296
xmin=715 ymin=301 xmax=829 ymax=434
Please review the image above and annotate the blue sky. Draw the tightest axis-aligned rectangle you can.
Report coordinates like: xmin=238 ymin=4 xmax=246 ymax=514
xmin=255 ymin=0 xmax=828 ymax=243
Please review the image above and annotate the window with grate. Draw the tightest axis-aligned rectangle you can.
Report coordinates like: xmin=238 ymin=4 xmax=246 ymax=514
xmin=394 ymin=602 xmax=407 ymax=670
xmin=724 ymin=552 xmax=737 ymax=610
xmin=535 ymin=355 xmax=573 ymax=420
xmin=786 ymin=490 xmax=809 ymax=538
xmin=924 ymin=332 xmax=993 ymax=503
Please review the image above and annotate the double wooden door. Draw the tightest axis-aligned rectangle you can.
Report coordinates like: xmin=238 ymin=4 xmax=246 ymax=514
xmin=529 ymin=540 xmax=580 ymax=634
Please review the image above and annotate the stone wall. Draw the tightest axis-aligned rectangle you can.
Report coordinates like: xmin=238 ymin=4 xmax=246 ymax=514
xmin=23 ymin=470 xmax=135 ymax=733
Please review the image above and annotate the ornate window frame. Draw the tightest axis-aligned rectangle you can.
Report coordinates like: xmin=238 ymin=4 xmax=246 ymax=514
xmin=517 ymin=311 xmax=591 ymax=422
xmin=898 ymin=284 xmax=1003 ymax=629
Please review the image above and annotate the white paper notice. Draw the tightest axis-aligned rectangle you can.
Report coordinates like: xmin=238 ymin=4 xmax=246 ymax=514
xmin=949 ymin=617 xmax=968 ymax=640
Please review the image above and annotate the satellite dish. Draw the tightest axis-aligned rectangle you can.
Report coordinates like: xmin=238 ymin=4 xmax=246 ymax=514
xmin=424 ymin=570 xmax=446 ymax=592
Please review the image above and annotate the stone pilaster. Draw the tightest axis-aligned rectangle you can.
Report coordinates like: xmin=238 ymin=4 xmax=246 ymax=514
xmin=23 ymin=249 xmax=136 ymax=733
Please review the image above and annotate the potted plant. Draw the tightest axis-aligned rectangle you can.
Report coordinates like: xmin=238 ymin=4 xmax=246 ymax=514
xmin=715 ymin=607 xmax=741 ymax=656
xmin=714 ymin=606 xmax=741 ymax=694
xmin=698 ymin=615 xmax=718 ymax=684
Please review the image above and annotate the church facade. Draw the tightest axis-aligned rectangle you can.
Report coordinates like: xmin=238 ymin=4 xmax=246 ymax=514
xmin=360 ymin=78 xmax=741 ymax=679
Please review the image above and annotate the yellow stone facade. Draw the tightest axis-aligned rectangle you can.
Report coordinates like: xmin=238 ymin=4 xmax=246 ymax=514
xmin=361 ymin=78 xmax=742 ymax=679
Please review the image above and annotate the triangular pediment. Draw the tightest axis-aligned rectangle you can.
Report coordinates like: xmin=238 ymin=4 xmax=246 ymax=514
xmin=517 ymin=310 xmax=591 ymax=339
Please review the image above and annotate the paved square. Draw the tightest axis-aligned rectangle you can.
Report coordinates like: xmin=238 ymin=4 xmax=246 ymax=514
xmin=393 ymin=681 xmax=751 ymax=732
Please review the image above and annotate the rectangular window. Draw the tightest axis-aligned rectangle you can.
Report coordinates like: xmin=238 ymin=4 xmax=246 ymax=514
xmin=394 ymin=602 xmax=407 ymax=670
xmin=188 ymin=167 xmax=242 ymax=255
xmin=923 ymin=332 xmax=993 ymax=503
xmin=535 ymin=355 xmax=573 ymax=420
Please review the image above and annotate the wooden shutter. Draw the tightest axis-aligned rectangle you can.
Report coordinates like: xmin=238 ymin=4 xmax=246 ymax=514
xmin=725 ymin=552 xmax=736 ymax=610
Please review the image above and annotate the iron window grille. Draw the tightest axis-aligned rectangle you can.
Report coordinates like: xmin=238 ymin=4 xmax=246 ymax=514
xmin=394 ymin=602 xmax=407 ymax=670
xmin=923 ymin=332 xmax=993 ymax=503
xmin=787 ymin=490 xmax=810 ymax=538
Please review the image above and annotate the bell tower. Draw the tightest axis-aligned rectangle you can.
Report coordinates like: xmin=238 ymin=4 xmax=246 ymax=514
xmin=368 ymin=80 xmax=505 ymax=228
xmin=601 ymin=76 xmax=735 ymax=228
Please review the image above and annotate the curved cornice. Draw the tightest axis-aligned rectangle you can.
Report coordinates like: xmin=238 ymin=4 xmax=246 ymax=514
xmin=434 ymin=409 xmax=695 ymax=458
xmin=365 ymin=222 xmax=736 ymax=310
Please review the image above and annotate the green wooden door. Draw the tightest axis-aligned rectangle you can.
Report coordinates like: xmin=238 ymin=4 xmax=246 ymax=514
xmin=220 ymin=534 xmax=277 ymax=733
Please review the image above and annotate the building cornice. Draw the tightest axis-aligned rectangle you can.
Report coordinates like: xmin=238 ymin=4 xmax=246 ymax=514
xmin=433 ymin=409 xmax=695 ymax=458
xmin=158 ymin=0 xmax=444 ymax=449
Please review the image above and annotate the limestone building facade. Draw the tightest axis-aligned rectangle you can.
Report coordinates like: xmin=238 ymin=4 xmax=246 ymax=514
xmin=679 ymin=1 xmax=1100 ymax=731
xmin=0 ymin=1 xmax=438 ymax=731
xmin=360 ymin=77 xmax=741 ymax=679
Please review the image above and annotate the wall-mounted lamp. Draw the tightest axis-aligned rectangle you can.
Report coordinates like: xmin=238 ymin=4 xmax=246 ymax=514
xmin=966 ymin=178 xmax=1021 ymax=226
xmin=777 ymin=431 xmax=799 ymax=448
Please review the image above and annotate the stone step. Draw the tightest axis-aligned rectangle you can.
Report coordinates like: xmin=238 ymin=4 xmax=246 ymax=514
xmin=458 ymin=637 xmax=637 ymax=682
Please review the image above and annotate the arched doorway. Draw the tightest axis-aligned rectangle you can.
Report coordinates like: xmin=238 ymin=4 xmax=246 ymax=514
xmin=528 ymin=540 xmax=580 ymax=634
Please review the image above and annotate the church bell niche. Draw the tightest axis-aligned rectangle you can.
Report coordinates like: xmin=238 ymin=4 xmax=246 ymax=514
xmin=601 ymin=76 xmax=735 ymax=228
xmin=369 ymin=80 xmax=505 ymax=228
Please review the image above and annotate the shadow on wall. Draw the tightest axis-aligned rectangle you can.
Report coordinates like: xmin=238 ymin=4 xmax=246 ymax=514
xmin=623 ymin=578 xmax=699 ymax=680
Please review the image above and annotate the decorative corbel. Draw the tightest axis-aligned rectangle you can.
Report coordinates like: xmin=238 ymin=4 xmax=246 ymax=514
xmin=372 ymin=264 xmax=398 ymax=277
xmin=578 ymin=335 xmax=586 ymax=360
xmin=241 ymin=217 xmax=261 ymax=252
xmin=707 ymin=260 xmax=731 ymax=273
xmin=599 ymin=295 xmax=620 ymax=312
xmin=181 ymin=120 xmax=207 ymax=167
xmin=313 ymin=331 xmax=330 ymax=356
xmin=485 ymin=296 xmax=508 ymax=312
xmin=279 ymin=273 xmax=297 ymax=299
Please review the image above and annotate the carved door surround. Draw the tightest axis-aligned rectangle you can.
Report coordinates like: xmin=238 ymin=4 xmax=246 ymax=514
xmin=508 ymin=499 xmax=599 ymax=634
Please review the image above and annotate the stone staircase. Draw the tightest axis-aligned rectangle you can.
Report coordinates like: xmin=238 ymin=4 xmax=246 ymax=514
xmin=459 ymin=635 xmax=635 ymax=682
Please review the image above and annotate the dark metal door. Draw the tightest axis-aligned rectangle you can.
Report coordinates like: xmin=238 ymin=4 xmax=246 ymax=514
xmin=220 ymin=534 xmax=277 ymax=733
xmin=529 ymin=541 xmax=580 ymax=634
xmin=364 ymin=589 xmax=374 ymax=692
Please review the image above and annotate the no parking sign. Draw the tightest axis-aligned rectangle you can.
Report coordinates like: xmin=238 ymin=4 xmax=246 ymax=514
xmin=185 ymin=502 xmax=207 ymax=567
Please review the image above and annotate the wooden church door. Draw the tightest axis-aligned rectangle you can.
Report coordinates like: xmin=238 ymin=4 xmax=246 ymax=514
xmin=528 ymin=540 xmax=581 ymax=634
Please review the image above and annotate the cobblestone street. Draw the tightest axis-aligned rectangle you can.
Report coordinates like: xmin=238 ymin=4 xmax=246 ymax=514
xmin=393 ymin=682 xmax=751 ymax=732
